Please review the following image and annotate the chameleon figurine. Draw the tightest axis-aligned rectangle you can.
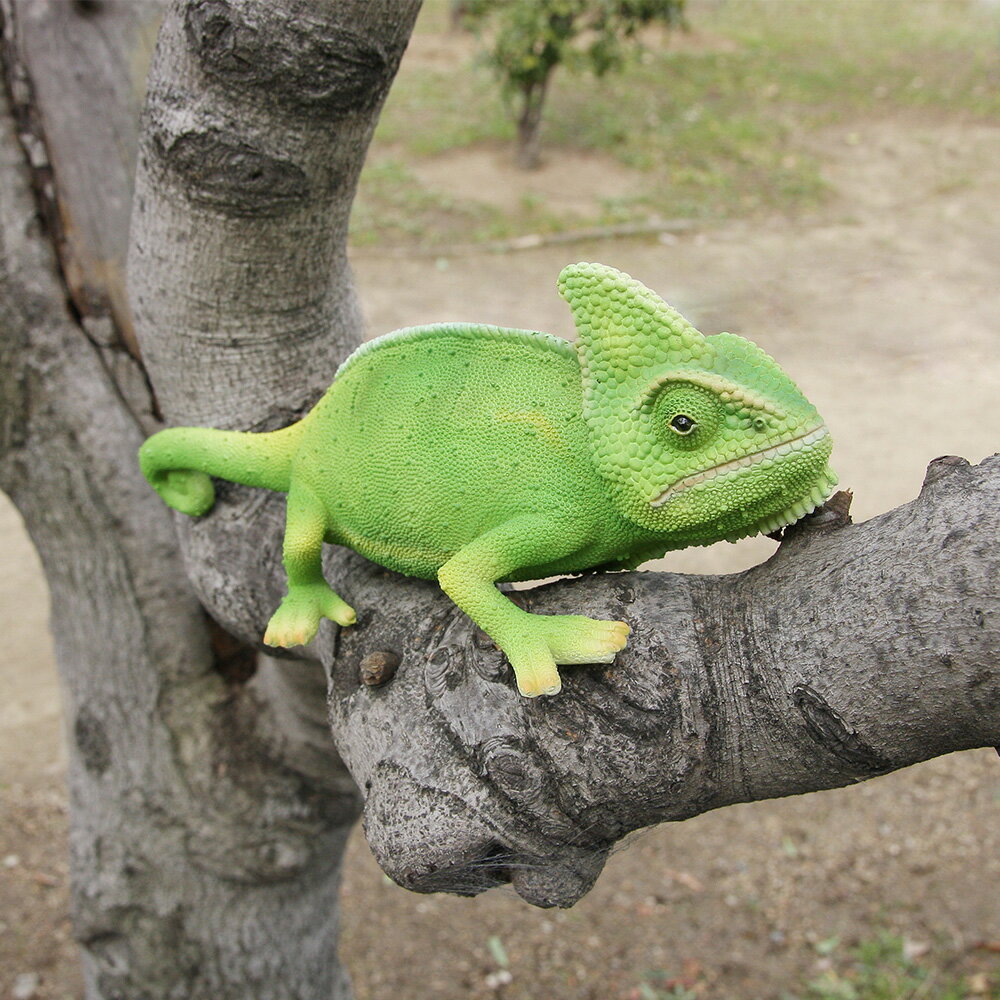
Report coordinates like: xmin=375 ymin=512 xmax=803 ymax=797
xmin=140 ymin=262 xmax=836 ymax=697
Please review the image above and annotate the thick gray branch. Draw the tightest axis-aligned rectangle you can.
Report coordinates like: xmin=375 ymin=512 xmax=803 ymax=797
xmin=129 ymin=0 xmax=420 ymax=430
xmin=0 ymin=0 xmax=162 ymax=426
xmin=2 ymin=0 xmax=158 ymax=344
xmin=324 ymin=455 xmax=999 ymax=908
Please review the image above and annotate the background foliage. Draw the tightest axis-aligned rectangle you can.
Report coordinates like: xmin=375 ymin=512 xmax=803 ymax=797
xmin=352 ymin=0 xmax=1000 ymax=246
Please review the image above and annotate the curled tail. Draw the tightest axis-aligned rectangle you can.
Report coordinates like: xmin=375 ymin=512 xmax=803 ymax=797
xmin=139 ymin=421 xmax=305 ymax=517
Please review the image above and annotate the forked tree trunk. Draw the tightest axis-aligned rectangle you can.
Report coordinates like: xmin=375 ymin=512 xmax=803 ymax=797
xmin=0 ymin=0 xmax=998 ymax=997
xmin=0 ymin=1 xmax=419 ymax=997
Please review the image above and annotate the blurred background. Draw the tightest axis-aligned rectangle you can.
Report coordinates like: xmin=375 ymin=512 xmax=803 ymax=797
xmin=3 ymin=1 xmax=999 ymax=998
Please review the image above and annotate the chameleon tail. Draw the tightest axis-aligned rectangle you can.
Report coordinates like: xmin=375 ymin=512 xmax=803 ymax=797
xmin=138 ymin=421 xmax=305 ymax=516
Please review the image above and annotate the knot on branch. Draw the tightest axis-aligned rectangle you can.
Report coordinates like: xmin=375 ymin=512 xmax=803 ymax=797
xmin=74 ymin=705 xmax=113 ymax=777
xmin=154 ymin=127 xmax=309 ymax=217
xmin=922 ymin=454 xmax=972 ymax=490
xmin=359 ymin=649 xmax=400 ymax=686
xmin=328 ymin=573 xmax=710 ymax=908
xmin=792 ymin=684 xmax=891 ymax=772
xmin=185 ymin=0 xmax=395 ymax=117
xmin=478 ymin=735 xmax=548 ymax=804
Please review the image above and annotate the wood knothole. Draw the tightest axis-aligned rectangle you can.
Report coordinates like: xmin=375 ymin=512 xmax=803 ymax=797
xmin=359 ymin=649 xmax=400 ymax=687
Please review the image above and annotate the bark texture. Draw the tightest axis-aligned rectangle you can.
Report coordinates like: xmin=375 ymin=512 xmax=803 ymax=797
xmin=325 ymin=459 xmax=1000 ymax=908
xmin=128 ymin=0 xmax=421 ymax=646
xmin=0 ymin=1 xmax=418 ymax=997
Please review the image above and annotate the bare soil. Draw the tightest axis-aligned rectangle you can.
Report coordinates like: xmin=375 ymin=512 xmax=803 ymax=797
xmin=410 ymin=145 xmax=648 ymax=220
xmin=3 ymin=118 xmax=998 ymax=999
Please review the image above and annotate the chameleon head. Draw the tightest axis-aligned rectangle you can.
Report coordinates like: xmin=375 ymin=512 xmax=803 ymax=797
xmin=558 ymin=262 xmax=837 ymax=542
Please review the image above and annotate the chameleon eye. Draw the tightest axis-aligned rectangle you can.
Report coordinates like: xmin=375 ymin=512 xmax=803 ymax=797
xmin=652 ymin=382 xmax=722 ymax=449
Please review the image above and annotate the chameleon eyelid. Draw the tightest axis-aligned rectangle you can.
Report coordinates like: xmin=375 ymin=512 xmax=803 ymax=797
xmin=639 ymin=370 xmax=788 ymax=419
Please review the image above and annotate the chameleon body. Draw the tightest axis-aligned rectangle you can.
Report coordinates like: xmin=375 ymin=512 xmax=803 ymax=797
xmin=140 ymin=263 xmax=836 ymax=697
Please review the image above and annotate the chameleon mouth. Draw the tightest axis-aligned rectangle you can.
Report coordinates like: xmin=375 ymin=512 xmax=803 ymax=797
xmin=650 ymin=424 xmax=830 ymax=507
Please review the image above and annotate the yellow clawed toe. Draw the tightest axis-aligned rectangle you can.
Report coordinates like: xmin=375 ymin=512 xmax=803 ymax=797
xmin=263 ymin=585 xmax=356 ymax=648
xmin=329 ymin=601 xmax=357 ymax=627
xmin=546 ymin=616 xmax=631 ymax=665
xmin=516 ymin=667 xmax=563 ymax=699
xmin=507 ymin=615 xmax=631 ymax=697
xmin=263 ymin=614 xmax=317 ymax=648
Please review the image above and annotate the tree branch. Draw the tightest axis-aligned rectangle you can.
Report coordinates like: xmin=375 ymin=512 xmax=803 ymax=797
xmin=129 ymin=0 xmax=420 ymax=428
xmin=324 ymin=455 xmax=1000 ymax=908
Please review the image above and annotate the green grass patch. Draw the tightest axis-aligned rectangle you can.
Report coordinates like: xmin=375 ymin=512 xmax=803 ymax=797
xmin=350 ymin=158 xmax=502 ymax=247
xmin=635 ymin=932 xmax=1000 ymax=1000
xmin=352 ymin=0 xmax=1000 ymax=247
xmin=350 ymin=155 xmax=615 ymax=248
xmin=794 ymin=932 xmax=999 ymax=1000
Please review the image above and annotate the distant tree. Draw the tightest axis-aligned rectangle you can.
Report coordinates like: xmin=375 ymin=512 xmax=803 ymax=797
xmin=460 ymin=0 xmax=686 ymax=169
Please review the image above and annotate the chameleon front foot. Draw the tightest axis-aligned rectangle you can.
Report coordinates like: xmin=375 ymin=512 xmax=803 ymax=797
xmin=263 ymin=583 xmax=356 ymax=648
xmin=506 ymin=615 xmax=631 ymax=698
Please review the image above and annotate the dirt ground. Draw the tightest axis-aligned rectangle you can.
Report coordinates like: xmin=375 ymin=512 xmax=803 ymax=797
xmin=2 ymin=116 xmax=999 ymax=999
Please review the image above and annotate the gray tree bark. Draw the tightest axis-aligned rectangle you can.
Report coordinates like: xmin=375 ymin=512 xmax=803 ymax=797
xmin=328 ymin=458 xmax=1000 ymax=907
xmin=0 ymin=1 xmax=418 ymax=997
xmin=0 ymin=0 xmax=997 ymax=997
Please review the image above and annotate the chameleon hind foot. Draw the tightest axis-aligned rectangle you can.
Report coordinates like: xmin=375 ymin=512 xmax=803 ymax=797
xmin=263 ymin=582 xmax=356 ymax=648
xmin=507 ymin=615 xmax=630 ymax=698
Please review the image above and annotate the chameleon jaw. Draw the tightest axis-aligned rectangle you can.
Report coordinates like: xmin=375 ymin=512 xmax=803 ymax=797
xmin=650 ymin=424 xmax=831 ymax=508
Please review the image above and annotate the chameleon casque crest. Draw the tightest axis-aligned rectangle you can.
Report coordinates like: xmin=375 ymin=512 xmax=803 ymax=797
xmin=140 ymin=262 xmax=836 ymax=697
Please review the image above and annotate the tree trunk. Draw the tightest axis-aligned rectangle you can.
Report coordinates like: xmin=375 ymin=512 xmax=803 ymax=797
xmin=0 ymin=1 xmax=419 ymax=997
xmin=516 ymin=74 xmax=550 ymax=170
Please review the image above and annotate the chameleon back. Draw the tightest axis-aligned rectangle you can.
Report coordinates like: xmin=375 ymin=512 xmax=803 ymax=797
xmin=293 ymin=324 xmax=607 ymax=580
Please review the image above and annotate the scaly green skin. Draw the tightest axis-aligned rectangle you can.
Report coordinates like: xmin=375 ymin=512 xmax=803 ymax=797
xmin=139 ymin=263 xmax=836 ymax=697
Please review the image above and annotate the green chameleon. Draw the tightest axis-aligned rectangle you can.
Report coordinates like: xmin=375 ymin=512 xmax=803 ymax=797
xmin=140 ymin=262 xmax=835 ymax=697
